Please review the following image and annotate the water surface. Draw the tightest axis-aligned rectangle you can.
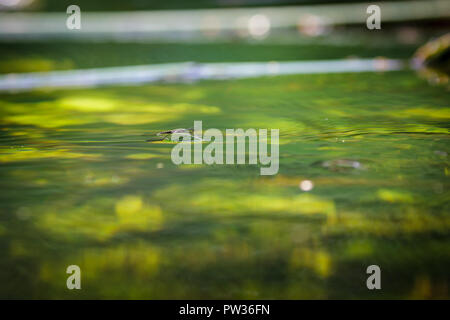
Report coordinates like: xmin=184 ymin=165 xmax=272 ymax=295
xmin=0 ymin=70 xmax=449 ymax=299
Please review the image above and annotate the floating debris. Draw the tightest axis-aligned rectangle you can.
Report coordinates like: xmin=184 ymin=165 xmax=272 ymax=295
xmin=313 ymin=159 xmax=365 ymax=172
xmin=434 ymin=150 xmax=448 ymax=157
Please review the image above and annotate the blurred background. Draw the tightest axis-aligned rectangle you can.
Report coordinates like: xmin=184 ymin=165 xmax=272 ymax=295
xmin=0 ymin=0 xmax=449 ymax=299
xmin=0 ymin=0 xmax=449 ymax=76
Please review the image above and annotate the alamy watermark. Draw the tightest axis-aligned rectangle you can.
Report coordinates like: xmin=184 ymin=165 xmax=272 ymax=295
xmin=366 ymin=5 xmax=381 ymax=30
xmin=169 ymin=121 xmax=279 ymax=176
xmin=66 ymin=265 xmax=81 ymax=289
xmin=366 ymin=264 xmax=381 ymax=290
xmin=66 ymin=5 xmax=81 ymax=30
xmin=65 ymin=4 xmax=381 ymax=34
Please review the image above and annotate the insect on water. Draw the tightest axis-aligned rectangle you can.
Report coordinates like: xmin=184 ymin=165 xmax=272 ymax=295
xmin=144 ymin=128 xmax=201 ymax=142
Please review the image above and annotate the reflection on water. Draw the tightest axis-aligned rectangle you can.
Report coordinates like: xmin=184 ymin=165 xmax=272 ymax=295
xmin=0 ymin=71 xmax=449 ymax=299
xmin=0 ymin=59 xmax=403 ymax=92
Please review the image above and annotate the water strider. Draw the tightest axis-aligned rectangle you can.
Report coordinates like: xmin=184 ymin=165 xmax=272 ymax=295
xmin=145 ymin=128 xmax=202 ymax=142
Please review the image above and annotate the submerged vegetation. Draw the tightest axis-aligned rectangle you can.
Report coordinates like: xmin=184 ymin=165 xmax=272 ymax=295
xmin=0 ymin=67 xmax=448 ymax=298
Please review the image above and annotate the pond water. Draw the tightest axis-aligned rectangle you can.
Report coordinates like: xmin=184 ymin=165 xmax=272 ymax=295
xmin=0 ymin=67 xmax=449 ymax=298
